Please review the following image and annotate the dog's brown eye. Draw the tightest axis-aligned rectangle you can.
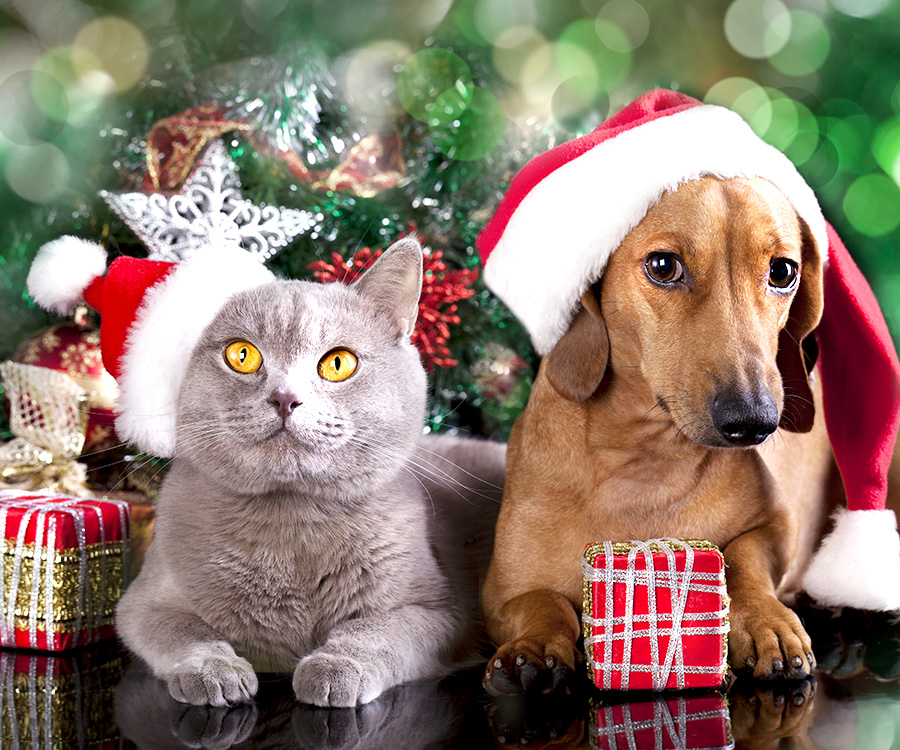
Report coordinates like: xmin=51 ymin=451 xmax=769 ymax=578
xmin=769 ymin=258 xmax=799 ymax=291
xmin=645 ymin=252 xmax=684 ymax=285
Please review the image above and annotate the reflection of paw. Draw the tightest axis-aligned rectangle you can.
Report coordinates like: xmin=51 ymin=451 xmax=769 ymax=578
xmin=483 ymin=639 xmax=574 ymax=697
xmin=170 ymin=701 xmax=258 ymax=749
xmin=485 ymin=693 xmax=583 ymax=748
xmin=729 ymin=599 xmax=814 ymax=680
xmin=730 ymin=677 xmax=816 ymax=749
xmin=167 ymin=647 xmax=258 ymax=707
xmin=292 ymin=698 xmax=389 ymax=749
xmin=293 ymin=652 xmax=385 ymax=707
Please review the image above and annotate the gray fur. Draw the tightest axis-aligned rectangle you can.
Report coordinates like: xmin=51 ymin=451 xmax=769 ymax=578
xmin=116 ymin=239 xmax=504 ymax=708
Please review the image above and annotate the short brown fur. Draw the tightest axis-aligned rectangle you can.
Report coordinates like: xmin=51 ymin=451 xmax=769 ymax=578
xmin=482 ymin=177 xmax=859 ymax=693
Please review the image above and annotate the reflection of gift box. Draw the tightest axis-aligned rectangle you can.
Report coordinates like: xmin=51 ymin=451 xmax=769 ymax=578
xmin=0 ymin=490 xmax=131 ymax=651
xmin=0 ymin=646 xmax=124 ymax=746
xmin=582 ymin=539 xmax=729 ymax=691
xmin=590 ymin=693 xmax=732 ymax=750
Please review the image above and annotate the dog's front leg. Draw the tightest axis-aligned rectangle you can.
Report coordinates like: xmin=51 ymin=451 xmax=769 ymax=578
xmin=482 ymin=589 xmax=580 ymax=696
xmin=724 ymin=525 xmax=815 ymax=680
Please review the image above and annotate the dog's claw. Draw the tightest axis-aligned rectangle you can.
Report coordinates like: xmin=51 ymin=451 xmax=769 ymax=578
xmin=484 ymin=641 xmax=575 ymax=697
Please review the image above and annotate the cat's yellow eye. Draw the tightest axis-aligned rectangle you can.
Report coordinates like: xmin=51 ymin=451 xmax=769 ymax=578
xmin=224 ymin=341 xmax=263 ymax=374
xmin=317 ymin=349 xmax=358 ymax=382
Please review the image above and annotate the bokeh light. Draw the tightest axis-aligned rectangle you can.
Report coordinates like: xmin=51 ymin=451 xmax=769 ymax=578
xmin=0 ymin=71 xmax=66 ymax=145
xmin=338 ymin=41 xmax=412 ymax=118
xmin=429 ymin=86 xmax=506 ymax=160
xmin=398 ymin=48 xmax=474 ymax=124
xmin=767 ymin=11 xmax=830 ymax=77
xmin=873 ymin=117 xmax=900 ymax=185
xmin=829 ymin=0 xmax=892 ymax=18
xmin=556 ymin=19 xmax=631 ymax=98
xmin=4 ymin=143 xmax=69 ymax=203
xmin=492 ymin=27 xmax=552 ymax=86
xmin=826 ymin=112 xmax=874 ymax=175
xmin=552 ymin=76 xmax=610 ymax=133
xmin=33 ymin=47 xmax=104 ymax=127
xmin=844 ymin=173 xmax=900 ymax=237
xmin=724 ymin=0 xmax=791 ymax=59
xmin=474 ymin=0 xmax=538 ymax=44
xmin=595 ymin=0 xmax=650 ymax=52
xmin=72 ymin=17 xmax=149 ymax=94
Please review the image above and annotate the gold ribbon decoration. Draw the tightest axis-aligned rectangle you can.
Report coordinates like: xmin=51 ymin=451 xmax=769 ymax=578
xmin=0 ymin=362 xmax=90 ymax=496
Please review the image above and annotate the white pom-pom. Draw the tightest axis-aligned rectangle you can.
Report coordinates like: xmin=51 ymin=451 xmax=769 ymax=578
xmin=26 ymin=236 xmax=108 ymax=316
xmin=802 ymin=507 xmax=900 ymax=611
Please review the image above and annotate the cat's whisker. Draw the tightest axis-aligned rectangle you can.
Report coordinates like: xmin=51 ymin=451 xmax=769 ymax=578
xmin=404 ymin=457 xmax=503 ymax=505
xmin=344 ymin=434 xmax=503 ymax=505
xmin=415 ymin=445 xmax=506 ymax=493
xmin=398 ymin=465 xmax=437 ymax=515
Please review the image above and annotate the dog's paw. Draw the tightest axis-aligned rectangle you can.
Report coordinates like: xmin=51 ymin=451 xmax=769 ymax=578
xmin=166 ymin=645 xmax=258 ymax=707
xmin=729 ymin=598 xmax=815 ymax=680
xmin=486 ymin=692 xmax=584 ymax=747
xmin=293 ymin=652 xmax=385 ymax=707
xmin=730 ymin=676 xmax=816 ymax=747
xmin=483 ymin=638 xmax=575 ymax=697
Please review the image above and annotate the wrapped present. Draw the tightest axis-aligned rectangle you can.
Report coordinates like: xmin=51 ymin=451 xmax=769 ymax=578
xmin=0 ymin=490 xmax=131 ymax=651
xmin=590 ymin=693 xmax=732 ymax=750
xmin=0 ymin=646 xmax=124 ymax=747
xmin=582 ymin=538 xmax=729 ymax=691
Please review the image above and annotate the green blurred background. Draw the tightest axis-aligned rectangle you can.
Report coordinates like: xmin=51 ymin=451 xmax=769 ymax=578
xmin=0 ymin=0 xmax=898 ymax=444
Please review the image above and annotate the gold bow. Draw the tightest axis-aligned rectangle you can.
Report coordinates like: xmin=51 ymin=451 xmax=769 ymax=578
xmin=0 ymin=362 xmax=90 ymax=495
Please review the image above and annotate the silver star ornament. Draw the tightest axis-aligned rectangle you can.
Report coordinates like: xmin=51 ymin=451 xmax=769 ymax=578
xmin=100 ymin=139 xmax=317 ymax=263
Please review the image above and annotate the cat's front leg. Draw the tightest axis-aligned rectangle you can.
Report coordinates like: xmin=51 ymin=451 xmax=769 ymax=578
xmin=117 ymin=586 xmax=258 ymax=707
xmin=292 ymin=603 xmax=458 ymax=707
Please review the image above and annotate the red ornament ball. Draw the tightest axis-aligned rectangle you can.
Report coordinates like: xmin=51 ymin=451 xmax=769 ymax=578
xmin=12 ymin=322 xmax=119 ymax=457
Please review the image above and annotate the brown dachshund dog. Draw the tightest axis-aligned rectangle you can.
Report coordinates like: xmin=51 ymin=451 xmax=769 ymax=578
xmin=481 ymin=175 xmax=892 ymax=695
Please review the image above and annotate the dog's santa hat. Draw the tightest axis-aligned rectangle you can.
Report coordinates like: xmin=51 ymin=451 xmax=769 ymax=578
xmin=26 ymin=238 xmax=275 ymax=458
xmin=478 ymin=89 xmax=900 ymax=612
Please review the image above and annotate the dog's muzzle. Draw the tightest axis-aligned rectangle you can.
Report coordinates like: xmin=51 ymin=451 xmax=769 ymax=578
xmin=710 ymin=389 xmax=779 ymax=447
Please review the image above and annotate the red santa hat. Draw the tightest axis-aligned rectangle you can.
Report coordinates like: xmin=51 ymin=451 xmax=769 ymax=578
xmin=26 ymin=237 xmax=275 ymax=458
xmin=478 ymin=89 xmax=900 ymax=612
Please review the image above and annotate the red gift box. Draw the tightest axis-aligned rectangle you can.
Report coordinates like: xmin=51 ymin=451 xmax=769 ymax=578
xmin=591 ymin=693 xmax=732 ymax=750
xmin=0 ymin=490 xmax=131 ymax=651
xmin=582 ymin=539 xmax=729 ymax=691
xmin=0 ymin=646 xmax=124 ymax=747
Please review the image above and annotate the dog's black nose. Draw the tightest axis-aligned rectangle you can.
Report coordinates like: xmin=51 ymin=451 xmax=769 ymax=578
xmin=711 ymin=391 xmax=779 ymax=447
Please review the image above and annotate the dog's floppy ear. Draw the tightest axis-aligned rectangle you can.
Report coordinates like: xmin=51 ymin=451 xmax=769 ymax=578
xmin=544 ymin=286 xmax=609 ymax=401
xmin=777 ymin=216 xmax=824 ymax=433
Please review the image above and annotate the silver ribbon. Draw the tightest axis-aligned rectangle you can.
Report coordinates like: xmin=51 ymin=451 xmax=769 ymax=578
xmin=589 ymin=696 xmax=734 ymax=750
xmin=584 ymin=538 xmax=729 ymax=691
xmin=0 ymin=489 xmax=131 ymax=649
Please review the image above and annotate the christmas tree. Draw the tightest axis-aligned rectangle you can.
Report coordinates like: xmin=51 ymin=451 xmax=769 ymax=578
xmin=1 ymin=0 xmax=899 ymax=466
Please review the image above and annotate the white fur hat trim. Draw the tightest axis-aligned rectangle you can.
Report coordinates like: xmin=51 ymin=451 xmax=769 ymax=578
xmin=802 ymin=507 xmax=900 ymax=611
xmin=483 ymin=105 xmax=827 ymax=356
xmin=26 ymin=236 xmax=108 ymax=316
xmin=115 ymin=245 xmax=276 ymax=458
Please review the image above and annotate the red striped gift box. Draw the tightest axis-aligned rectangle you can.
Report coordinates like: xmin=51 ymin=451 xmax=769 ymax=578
xmin=591 ymin=693 xmax=732 ymax=750
xmin=582 ymin=539 xmax=729 ymax=691
xmin=0 ymin=491 xmax=131 ymax=651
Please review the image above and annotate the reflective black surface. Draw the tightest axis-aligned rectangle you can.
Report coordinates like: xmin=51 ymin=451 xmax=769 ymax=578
xmin=7 ymin=598 xmax=900 ymax=749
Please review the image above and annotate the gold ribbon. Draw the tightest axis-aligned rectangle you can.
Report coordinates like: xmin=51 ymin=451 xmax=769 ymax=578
xmin=0 ymin=363 xmax=90 ymax=496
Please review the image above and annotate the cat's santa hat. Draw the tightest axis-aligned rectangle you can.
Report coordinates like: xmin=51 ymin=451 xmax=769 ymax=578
xmin=478 ymin=89 xmax=900 ymax=612
xmin=26 ymin=240 xmax=275 ymax=458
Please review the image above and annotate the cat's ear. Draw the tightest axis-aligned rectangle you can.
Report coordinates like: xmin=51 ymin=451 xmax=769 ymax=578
xmin=353 ymin=238 xmax=423 ymax=338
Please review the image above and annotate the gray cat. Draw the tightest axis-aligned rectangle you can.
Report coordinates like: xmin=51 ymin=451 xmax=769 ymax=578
xmin=116 ymin=238 xmax=504 ymax=708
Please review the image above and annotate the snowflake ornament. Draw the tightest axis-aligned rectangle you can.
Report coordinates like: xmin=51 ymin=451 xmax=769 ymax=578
xmin=100 ymin=139 xmax=316 ymax=263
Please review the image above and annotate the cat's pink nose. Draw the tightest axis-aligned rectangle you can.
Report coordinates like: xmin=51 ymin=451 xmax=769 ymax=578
xmin=268 ymin=391 xmax=302 ymax=420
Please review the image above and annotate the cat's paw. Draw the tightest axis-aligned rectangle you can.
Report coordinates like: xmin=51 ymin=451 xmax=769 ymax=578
xmin=170 ymin=701 xmax=258 ymax=749
xmin=293 ymin=652 xmax=385 ymax=708
xmin=167 ymin=647 xmax=259 ymax=707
